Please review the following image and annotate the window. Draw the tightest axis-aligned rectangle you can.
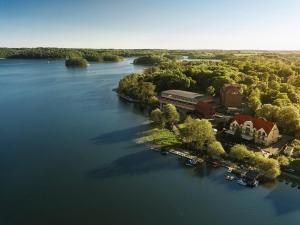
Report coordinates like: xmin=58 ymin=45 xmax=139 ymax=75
xmin=245 ymin=127 xmax=250 ymax=135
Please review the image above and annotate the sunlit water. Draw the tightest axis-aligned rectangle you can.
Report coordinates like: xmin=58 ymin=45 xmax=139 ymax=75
xmin=0 ymin=59 xmax=300 ymax=225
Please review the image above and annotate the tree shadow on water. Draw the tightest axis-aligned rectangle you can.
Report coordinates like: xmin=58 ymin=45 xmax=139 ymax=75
xmin=90 ymin=124 xmax=149 ymax=145
xmin=265 ymin=184 xmax=300 ymax=215
xmin=88 ymin=150 xmax=180 ymax=178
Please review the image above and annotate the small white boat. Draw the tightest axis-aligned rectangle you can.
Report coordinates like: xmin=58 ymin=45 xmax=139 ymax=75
xmin=225 ymin=175 xmax=235 ymax=181
xmin=185 ymin=159 xmax=196 ymax=167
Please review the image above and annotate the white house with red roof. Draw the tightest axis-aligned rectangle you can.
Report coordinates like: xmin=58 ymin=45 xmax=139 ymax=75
xmin=227 ymin=115 xmax=279 ymax=146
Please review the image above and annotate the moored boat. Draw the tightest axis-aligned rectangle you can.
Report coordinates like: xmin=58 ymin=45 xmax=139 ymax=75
xmin=225 ymin=175 xmax=235 ymax=181
xmin=185 ymin=159 xmax=197 ymax=167
xmin=161 ymin=149 xmax=169 ymax=155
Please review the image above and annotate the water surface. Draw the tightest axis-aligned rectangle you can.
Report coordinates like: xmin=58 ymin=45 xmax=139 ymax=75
xmin=0 ymin=59 xmax=300 ymax=225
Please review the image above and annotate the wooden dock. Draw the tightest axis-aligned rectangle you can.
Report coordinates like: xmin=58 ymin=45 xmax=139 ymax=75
xmin=168 ymin=149 xmax=204 ymax=163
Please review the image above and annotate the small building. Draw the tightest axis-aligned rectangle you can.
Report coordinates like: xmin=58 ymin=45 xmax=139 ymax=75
xmin=158 ymin=90 xmax=215 ymax=118
xmin=226 ymin=115 xmax=279 ymax=146
xmin=283 ymin=146 xmax=294 ymax=157
xmin=220 ymin=84 xmax=243 ymax=108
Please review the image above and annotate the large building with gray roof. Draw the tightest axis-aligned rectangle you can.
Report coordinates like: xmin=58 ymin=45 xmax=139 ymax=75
xmin=158 ymin=90 xmax=215 ymax=118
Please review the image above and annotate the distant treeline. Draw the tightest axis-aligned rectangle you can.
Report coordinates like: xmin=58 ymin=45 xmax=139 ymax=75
xmin=2 ymin=47 xmax=299 ymax=61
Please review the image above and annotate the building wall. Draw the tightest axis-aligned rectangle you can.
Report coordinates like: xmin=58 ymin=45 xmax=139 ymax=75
xmin=158 ymin=97 xmax=196 ymax=111
xmin=221 ymin=85 xmax=243 ymax=108
xmin=265 ymin=125 xmax=279 ymax=146
xmin=158 ymin=95 xmax=215 ymax=118
xmin=229 ymin=120 xmax=279 ymax=146
xmin=195 ymin=101 xmax=215 ymax=118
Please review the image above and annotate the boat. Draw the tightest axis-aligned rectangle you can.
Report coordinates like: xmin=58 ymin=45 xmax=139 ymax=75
xmin=212 ymin=161 xmax=220 ymax=168
xmin=161 ymin=149 xmax=169 ymax=155
xmin=237 ymin=179 xmax=247 ymax=186
xmin=189 ymin=159 xmax=198 ymax=165
xmin=225 ymin=175 xmax=235 ymax=181
xmin=249 ymin=180 xmax=259 ymax=187
xmin=185 ymin=159 xmax=196 ymax=167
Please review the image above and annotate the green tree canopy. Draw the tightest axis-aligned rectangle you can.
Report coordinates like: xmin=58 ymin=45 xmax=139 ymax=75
xmin=207 ymin=141 xmax=225 ymax=157
xmin=230 ymin=144 xmax=254 ymax=161
xmin=162 ymin=104 xmax=180 ymax=128
xmin=180 ymin=117 xmax=215 ymax=150
xmin=150 ymin=108 xmax=164 ymax=127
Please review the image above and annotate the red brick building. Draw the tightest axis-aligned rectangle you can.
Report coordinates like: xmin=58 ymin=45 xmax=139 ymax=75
xmin=220 ymin=84 xmax=243 ymax=108
xmin=158 ymin=90 xmax=215 ymax=118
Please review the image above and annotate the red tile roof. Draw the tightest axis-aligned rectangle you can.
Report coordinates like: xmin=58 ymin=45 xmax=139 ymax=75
xmin=232 ymin=115 xmax=275 ymax=134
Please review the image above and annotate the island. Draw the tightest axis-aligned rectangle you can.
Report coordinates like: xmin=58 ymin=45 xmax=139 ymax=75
xmin=133 ymin=55 xmax=167 ymax=65
xmin=65 ymin=57 xmax=88 ymax=68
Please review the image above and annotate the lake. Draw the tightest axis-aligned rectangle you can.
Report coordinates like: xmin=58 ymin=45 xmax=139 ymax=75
xmin=0 ymin=58 xmax=300 ymax=225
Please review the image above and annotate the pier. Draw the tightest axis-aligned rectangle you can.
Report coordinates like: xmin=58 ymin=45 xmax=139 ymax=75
xmin=168 ymin=148 xmax=204 ymax=163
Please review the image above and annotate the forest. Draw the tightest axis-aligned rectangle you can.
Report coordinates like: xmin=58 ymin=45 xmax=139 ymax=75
xmin=118 ymin=52 xmax=300 ymax=137
xmin=118 ymin=52 xmax=300 ymax=179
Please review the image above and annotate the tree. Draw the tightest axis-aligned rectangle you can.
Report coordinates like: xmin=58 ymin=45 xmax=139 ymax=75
xmin=65 ymin=57 xmax=88 ymax=68
xmin=102 ymin=54 xmax=122 ymax=62
xmin=277 ymin=155 xmax=290 ymax=166
xmin=137 ymin=82 xmax=156 ymax=104
xmin=150 ymin=108 xmax=164 ymax=127
xmin=207 ymin=86 xmax=215 ymax=96
xmin=133 ymin=55 xmax=167 ymax=65
xmin=230 ymin=144 xmax=254 ymax=161
xmin=246 ymin=89 xmax=262 ymax=114
xmin=276 ymin=106 xmax=300 ymax=135
xmin=256 ymin=104 xmax=280 ymax=122
xmin=207 ymin=141 xmax=225 ymax=157
xmin=253 ymin=154 xmax=280 ymax=180
xmin=117 ymin=74 xmax=156 ymax=104
xmin=162 ymin=104 xmax=180 ymax=128
xmin=230 ymin=145 xmax=281 ymax=179
xmin=180 ymin=117 xmax=215 ymax=150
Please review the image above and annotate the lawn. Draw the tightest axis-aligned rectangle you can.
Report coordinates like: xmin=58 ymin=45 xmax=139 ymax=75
xmin=136 ymin=128 xmax=182 ymax=147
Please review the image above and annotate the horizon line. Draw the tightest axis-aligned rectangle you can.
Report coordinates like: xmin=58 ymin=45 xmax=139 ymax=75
xmin=1 ymin=46 xmax=300 ymax=52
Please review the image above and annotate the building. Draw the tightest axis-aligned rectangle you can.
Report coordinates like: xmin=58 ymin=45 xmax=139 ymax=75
xmin=158 ymin=90 xmax=215 ymax=118
xmin=283 ymin=146 xmax=294 ymax=157
xmin=226 ymin=115 xmax=279 ymax=146
xmin=220 ymin=84 xmax=243 ymax=108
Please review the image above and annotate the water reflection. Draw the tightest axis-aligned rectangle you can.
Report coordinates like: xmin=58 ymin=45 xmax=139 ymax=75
xmin=89 ymin=150 xmax=180 ymax=178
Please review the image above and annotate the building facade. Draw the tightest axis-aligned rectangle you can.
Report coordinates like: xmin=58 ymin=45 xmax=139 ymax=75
xmin=226 ymin=115 xmax=279 ymax=146
xmin=220 ymin=84 xmax=243 ymax=108
xmin=158 ymin=90 xmax=215 ymax=118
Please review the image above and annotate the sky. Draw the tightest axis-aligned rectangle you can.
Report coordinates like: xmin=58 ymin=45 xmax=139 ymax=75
xmin=0 ymin=0 xmax=300 ymax=50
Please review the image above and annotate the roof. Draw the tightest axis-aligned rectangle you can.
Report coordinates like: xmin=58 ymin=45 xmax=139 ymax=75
xmin=161 ymin=90 xmax=204 ymax=100
xmin=223 ymin=83 xmax=241 ymax=89
xmin=232 ymin=115 xmax=275 ymax=134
